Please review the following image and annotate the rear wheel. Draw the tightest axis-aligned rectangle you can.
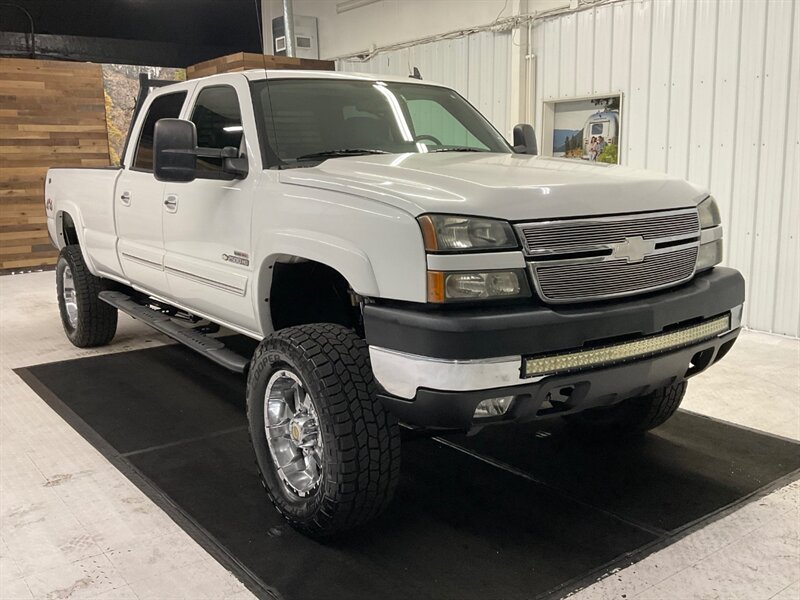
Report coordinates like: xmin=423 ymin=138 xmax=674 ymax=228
xmin=565 ymin=381 xmax=687 ymax=435
xmin=56 ymin=245 xmax=117 ymax=348
xmin=246 ymin=323 xmax=401 ymax=537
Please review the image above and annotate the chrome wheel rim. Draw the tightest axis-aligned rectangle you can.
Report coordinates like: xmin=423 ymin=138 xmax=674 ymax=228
xmin=62 ymin=265 xmax=78 ymax=329
xmin=264 ymin=370 xmax=324 ymax=497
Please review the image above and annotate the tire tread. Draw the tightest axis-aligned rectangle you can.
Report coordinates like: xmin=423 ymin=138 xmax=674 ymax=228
xmin=57 ymin=245 xmax=117 ymax=347
xmin=246 ymin=323 xmax=400 ymax=537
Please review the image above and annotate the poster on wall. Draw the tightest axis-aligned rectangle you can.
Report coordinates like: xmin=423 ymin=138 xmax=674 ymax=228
xmin=101 ymin=64 xmax=186 ymax=165
xmin=551 ymin=95 xmax=621 ymax=164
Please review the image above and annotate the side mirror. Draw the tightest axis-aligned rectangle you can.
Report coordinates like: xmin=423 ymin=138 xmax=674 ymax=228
xmin=221 ymin=147 xmax=248 ymax=178
xmin=513 ymin=123 xmax=538 ymax=155
xmin=154 ymin=118 xmax=197 ymax=182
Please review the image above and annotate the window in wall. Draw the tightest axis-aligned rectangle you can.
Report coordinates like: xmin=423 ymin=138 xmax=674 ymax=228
xmin=133 ymin=91 xmax=187 ymax=171
xmin=190 ymin=85 xmax=244 ymax=176
xmin=405 ymin=98 xmax=488 ymax=150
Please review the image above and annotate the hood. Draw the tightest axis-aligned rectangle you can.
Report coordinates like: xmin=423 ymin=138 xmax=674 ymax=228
xmin=279 ymin=153 xmax=707 ymax=221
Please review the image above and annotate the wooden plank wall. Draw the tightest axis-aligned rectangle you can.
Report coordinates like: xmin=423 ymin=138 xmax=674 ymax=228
xmin=187 ymin=52 xmax=334 ymax=79
xmin=0 ymin=58 xmax=110 ymax=272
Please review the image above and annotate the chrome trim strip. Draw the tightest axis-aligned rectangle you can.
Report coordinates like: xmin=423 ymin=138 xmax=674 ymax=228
xmin=520 ymin=231 xmax=700 ymax=258
xmin=531 ymin=239 xmax=699 ymax=267
xmin=729 ymin=304 xmax=743 ymax=331
xmin=369 ymin=347 xmax=534 ymax=400
xmin=426 ymin=251 xmax=526 ymax=271
xmin=120 ymin=252 xmax=163 ymax=270
xmin=165 ymin=265 xmax=246 ymax=297
xmin=700 ymin=225 xmax=723 ymax=244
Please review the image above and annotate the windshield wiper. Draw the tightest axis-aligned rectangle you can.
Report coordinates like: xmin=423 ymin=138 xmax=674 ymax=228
xmin=294 ymin=148 xmax=388 ymax=161
xmin=430 ymin=147 xmax=490 ymax=153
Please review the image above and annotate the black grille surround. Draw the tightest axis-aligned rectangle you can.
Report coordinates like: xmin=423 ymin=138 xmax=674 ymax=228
xmin=515 ymin=208 xmax=701 ymax=303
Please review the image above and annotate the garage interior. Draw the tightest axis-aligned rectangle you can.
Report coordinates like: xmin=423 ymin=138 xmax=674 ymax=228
xmin=1 ymin=1 xmax=798 ymax=599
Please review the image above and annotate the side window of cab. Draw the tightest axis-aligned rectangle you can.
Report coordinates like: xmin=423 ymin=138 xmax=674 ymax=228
xmin=132 ymin=91 xmax=187 ymax=171
xmin=190 ymin=85 xmax=244 ymax=178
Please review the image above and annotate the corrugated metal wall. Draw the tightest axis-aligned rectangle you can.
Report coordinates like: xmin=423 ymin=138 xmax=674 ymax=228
xmin=336 ymin=0 xmax=798 ymax=337
xmin=336 ymin=30 xmax=515 ymax=138
xmin=533 ymin=0 xmax=799 ymax=337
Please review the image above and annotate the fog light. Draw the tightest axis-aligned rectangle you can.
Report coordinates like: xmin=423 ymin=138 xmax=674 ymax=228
xmin=474 ymin=396 xmax=513 ymax=418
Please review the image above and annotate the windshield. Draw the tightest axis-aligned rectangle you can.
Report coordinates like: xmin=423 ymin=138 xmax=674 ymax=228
xmin=250 ymin=78 xmax=512 ymax=167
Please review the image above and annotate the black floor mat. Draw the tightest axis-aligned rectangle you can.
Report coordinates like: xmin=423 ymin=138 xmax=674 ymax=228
xmin=16 ymin=341 xmax=800 ymax=600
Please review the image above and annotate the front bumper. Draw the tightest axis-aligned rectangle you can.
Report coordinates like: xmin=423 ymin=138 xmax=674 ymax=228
xmin=365 ymin=268 xmax=745 ymax=429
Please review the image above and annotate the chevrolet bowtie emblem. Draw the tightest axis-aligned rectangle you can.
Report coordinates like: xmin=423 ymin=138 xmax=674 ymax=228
xmin=611 ymin=236 xmax=657 ymax=263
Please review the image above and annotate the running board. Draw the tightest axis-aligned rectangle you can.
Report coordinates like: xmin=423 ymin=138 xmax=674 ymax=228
xmin=98 ymin=291 xmax=249 ymax=373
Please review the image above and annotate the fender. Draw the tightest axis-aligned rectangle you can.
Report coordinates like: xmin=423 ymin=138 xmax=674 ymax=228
xmin=256 ymin=228 xmax=380 ymax=297
xmin=52 ymin=206 xmax=99 ymax=274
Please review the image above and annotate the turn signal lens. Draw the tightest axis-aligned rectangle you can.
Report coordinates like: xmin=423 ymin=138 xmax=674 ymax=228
xmin=427 ymin=271 xmax=446 ymax=302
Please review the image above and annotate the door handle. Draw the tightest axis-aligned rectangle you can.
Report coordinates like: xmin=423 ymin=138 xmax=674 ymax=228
xmin=120 ymin=191 xmax=131 ymax=206
xmin=164 ymin=195 xmax=178 ymax=213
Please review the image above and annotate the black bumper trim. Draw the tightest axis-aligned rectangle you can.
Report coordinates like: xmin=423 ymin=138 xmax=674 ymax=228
xmin=364 ymin=267 xmax=744 ymax=360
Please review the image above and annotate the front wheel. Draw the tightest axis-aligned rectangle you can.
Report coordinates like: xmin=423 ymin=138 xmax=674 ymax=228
xmin=565 ymin=381 xmax=687 ymax=436
xmin=56 ymin=245 xmax=117 ymax=348
xmin=246 ymin=323 xmax=401 ymax=537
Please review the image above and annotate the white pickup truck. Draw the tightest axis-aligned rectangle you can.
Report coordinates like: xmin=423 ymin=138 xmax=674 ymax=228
xmin=45 ymin=70 xmax=744 ymax=536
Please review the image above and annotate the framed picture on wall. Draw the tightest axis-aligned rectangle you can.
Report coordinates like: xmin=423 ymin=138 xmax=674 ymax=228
xmin=541 ymin=94 xmax=622 ymax=164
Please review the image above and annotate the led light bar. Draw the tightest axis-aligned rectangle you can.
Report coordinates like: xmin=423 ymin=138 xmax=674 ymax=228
xmin=523 ymin=314 xmax=731 ymax=378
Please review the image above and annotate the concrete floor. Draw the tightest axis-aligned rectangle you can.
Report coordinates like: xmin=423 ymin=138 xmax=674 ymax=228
xmin=1 ymin=270 xmax=798 ymax=600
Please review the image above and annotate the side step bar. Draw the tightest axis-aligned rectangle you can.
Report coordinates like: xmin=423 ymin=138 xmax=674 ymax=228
xmin=98 ymin=291 xmax=250 ymax=373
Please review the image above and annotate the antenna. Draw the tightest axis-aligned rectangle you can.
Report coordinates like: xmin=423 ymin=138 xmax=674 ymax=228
xmin=409 ymin=67 xmax=422 ymax=80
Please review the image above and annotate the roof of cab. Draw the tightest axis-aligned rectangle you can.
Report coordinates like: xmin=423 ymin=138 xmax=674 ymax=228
xmin=240 ymin=69 xmax=446 ymax=87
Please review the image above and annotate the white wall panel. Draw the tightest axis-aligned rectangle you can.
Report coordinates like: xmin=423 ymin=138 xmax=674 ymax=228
xmin=686 ymin=0 xmax=718 ymax=188
xmin=749 ymin=0 xmax=796 ymax=332
xmin=591 ymin=3 xmax=614 ymax=95
xmin=533 ymin=0 xmax=799 ymax=337
xmin=336 ymin=30 xmax=513 ymax=138
xmin=774 ymin=2 xmax=800 ymax=337
xmin=666 ymin=0 xmax=696 ymax=179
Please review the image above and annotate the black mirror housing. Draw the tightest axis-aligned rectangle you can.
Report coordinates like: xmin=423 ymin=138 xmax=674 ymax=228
xmin=154 ymin=118 xmax=198 ymax=182
xmin=513 ymin=123 xmax=538 ymax=155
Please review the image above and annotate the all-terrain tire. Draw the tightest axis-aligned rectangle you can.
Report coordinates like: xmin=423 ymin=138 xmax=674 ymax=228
xmin=565 ymin=381 xmax=687 ymax=435
xmin=56 ymin=245 xmax=117 ymax=348
xmin=246 ymin=323 xmax=401 ymax=537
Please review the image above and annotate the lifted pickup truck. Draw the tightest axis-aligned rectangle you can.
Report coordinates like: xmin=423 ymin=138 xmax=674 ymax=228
xmin=46 ymin=70 xmax=744 ymax=536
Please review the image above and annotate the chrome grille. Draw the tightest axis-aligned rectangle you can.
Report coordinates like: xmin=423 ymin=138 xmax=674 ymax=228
xmin=533 ymin=246 xmax=698 ymax=302
xmin=518 ymin=210 xmax=700 ymax=255
xmin=516 ymin=209 xmax=701 ymax=303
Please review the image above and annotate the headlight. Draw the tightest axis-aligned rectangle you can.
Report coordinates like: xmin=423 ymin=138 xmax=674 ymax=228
xmin=696 ymin=196 xmax=723 ymax=272
xmin=418 ymin=214 xmax=517 ymax=252
xmin=697 ymin=196 xmax=721 ymax=229
xmin=427 ymin=269 xmax=531 ymax=302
